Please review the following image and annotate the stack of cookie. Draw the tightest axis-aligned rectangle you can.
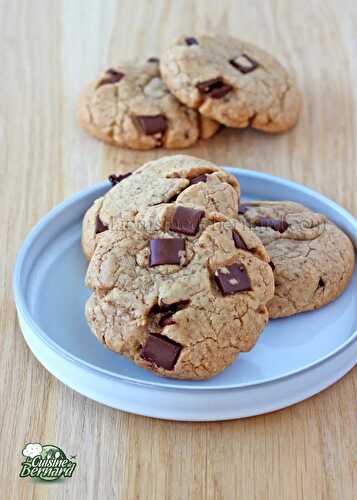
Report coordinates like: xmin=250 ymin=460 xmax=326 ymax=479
xmin=78 ymin=35 xmax=301 ymax=149
xmin=81 ymin=155 xmax=355 ymax=380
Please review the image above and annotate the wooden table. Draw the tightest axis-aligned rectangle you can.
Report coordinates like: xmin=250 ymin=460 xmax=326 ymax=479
xmin=1 ymin=1 xmax=356 ymax=498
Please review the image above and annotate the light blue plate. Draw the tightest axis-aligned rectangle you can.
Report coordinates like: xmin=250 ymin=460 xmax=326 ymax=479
xmin=13 ymin=168 xmax=357 ymax=420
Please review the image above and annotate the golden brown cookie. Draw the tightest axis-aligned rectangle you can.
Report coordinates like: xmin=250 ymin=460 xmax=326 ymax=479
xmin=81 ymin=155 xmax=240 ymax=260
xmin=160 ymin=35 xmax=301 ymax=132
xmin=77 ymin=58 xmax=219 ymax=150
xmin=85 ymin=205 xmax=274 ymax=380
xmin=238 ymin=201 xmax=355 ymax=318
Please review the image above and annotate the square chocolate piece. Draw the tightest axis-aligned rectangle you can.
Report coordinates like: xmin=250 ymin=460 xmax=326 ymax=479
xmin=170 ymin=206 xmax=204 ymax=236
xmin=229 ymin=54 xmax=258 ymax=74
xmin=214 ymin=263 xmax=251 ymax=295
xmin=196 ymin=78 xmax=233 ymax=98
xmin=137 ymin=115 xmax=167 ymax=136
xmin=140 ymin=333 xmax=182 ymax=370
xmin=149 ymin=238 xmax=185 ymax=266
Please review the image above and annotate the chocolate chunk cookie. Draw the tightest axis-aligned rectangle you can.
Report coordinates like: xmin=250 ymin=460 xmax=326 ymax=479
xmin=85 ymin=205 xmax=274 ymax=380
xmin=238 ymin=201 xmax=355 ymax=318
xmin=77 ymin=59 xmax=219 ymax=150
xmin=160 ymin=35 xmax=301 ymax=132
xmin=81 ymin=155 xmax=240 ymax=260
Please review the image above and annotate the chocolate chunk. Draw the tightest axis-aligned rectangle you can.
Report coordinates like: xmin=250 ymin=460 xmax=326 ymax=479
xmin=168 ymin=174 xmax=207 ymax=201
xmin=196 ymin=78 xmax=222 ymax=94
xmin=214 ymin=263 xmax=251 ymax=295
xmin=229 ymin=54 xmax=258 ymax=74
xmin=147 ymin=57 xmax=159 ymax=63
xmin=170 ymin=206 xmax=204 ymax=236
xmin=189 ymin=174 xmax=207 ymax=186
xmin=269 ymin=261 xmax=276 ymax=271
xmin=95 ymin=214 xmax=108 ymax=234
xmin=318 ymin=278 xmax=325 ymax=287
xmin=149 ymin=238 xmax=185 ymax=266
xmin=165 ymin=300 xmax=189 ymax=309
xmin=185 ymin=37 xmax=198 ymax=46
xmin=209 ymin=84 xmax=233 ymax=99
xmin=196 ymin=78 xmax=232 ymax=99
xmin=151 ymin=300 xmax=189 ymax=326
xmin=238 ymin=205 xmax=249 ymax=215
xmin=167 ymin=192 xmax=179 ymax=203
xmin=150 ymin=304 xmax=161 ymax=315
xmin=159 ymin=314 xmax=176 ymax=327
xmin=107 ymin=68 xmax=122 ymax=76
xmin=108 ymin=172 xmax=132 ymax=186
xmin=233 ymin=231 xmax=248 ymax=250
xmin=137 ymin=115 xmax=167 ymax=136
xmin=255 ymin=217 xmax=289 ymax=233
xmin=140 ymin=333 xmax=182 ymax=370
xmin=98 ymin=68 xmax=125 ymax=86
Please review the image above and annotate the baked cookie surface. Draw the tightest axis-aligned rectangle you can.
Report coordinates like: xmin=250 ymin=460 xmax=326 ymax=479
xmin=238 ymin=201 xmax=355 ymax=318
xmin=81 ymin=155 xmax=240 ymax=260
xmin=85 ymin=205 xmax=274 ymax=380
xmin=160 ymin=35 xmax=301 ymax=132
xmin=77 ymin=59 xmax=219 ymax=149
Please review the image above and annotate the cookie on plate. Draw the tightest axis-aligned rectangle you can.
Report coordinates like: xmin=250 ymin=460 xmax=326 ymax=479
xmin=238 ymin=201 xmax=355 ymax=318
xmin=82 ymin=155 xmax=240 ymax=260
xmin=85 ymin=205 xmax=274 ymax=380
xmin=160 ymin=35 xmax=301 ymax=132
xmin=77 ymin=58 xmax=220 ymax=150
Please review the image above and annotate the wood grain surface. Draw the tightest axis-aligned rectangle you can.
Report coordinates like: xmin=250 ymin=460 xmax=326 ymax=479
xmin=1 ymin=1 xmax=356 ymax=499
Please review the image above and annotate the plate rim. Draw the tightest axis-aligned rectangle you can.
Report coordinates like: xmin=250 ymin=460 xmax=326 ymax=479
xmin=13 ymin=167 xmax=357 ymax=391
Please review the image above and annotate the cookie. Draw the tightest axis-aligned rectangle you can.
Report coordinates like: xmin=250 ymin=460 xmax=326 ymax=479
xmin=238 ymin=201 xmax=355 ymax=318
xmin=85 ymin=204 xmax=274 ymax=380
xmin=77 ymin=58 xmax=220 ymax=150
xmin=160 ymin=35 xmax=301 ymax=132
xmin=81 ymin=155 xmax=240 ymax=260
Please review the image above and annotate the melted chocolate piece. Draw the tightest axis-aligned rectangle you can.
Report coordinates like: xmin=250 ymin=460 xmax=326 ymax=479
xmin=147 ymin=57 xmax=159 ymax=63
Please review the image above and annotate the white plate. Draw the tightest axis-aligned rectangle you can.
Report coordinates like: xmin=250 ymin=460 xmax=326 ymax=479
xmin=13 ymin=168 xmax=357 ymax=421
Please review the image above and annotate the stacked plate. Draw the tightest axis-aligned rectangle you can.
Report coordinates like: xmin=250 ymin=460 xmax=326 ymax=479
xmin=13 ymin=168 xmax=357 ymax=421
